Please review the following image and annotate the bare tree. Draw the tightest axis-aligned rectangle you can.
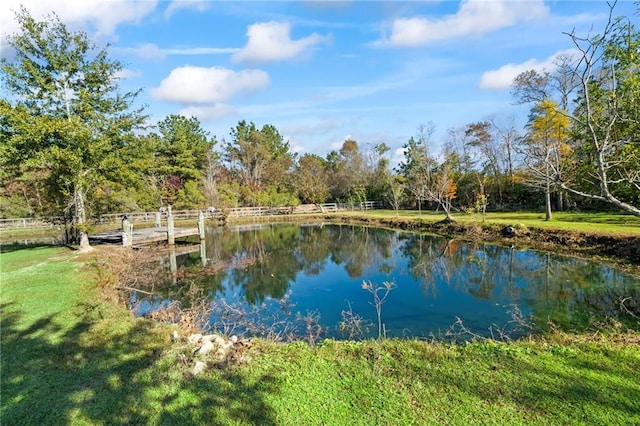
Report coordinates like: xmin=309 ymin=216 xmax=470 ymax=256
xmin=491 ymin=114 xmax=522 ymax=184
xmin=558 ymin=0 xmax=640 ymax=216
xmin=510 ymin=1 xmax=639 ymax=216
xmin=399 ymin=123 xmax=457 ymax=221
xmin=550 ymin=52 xmax=582 ymax=112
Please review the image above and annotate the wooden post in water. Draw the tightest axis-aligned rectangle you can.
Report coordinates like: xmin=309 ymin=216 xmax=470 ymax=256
xmin=200 ymin=241 xmax=207 ymax=267
xmin=198 ymin=210 xmax=205 ymax=240
xmin=167 ymin=212 xmax=175 ymax=246
xmin=169 ymin=248 xmax=177 ymax=284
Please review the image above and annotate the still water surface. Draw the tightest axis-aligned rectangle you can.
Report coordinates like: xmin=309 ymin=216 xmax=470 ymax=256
xmin=134 ymin=223 xmax=639 ymax=340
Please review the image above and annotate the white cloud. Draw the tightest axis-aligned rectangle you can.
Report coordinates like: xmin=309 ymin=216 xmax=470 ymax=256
xmin=282 ymin=136 xmax=306 ymax=155
xmin=178 ymin=104 xmax=236 ymax=121
xmin=479 ymin=48 xmax=579 ymax=90
xmin=163 ymin=1 xmax=211 ymax=20
xmin=164 ymin=47 xmax=240 ymax=56
xmin=330 ymin=134 xmax=353 ymax=150
xmin=151 ymin=66 xmax=270 ymax=104
xmin=382 ymin=0 xmax=549 ymax=47
xmin=114 ymin=68 xmax=141 ymax=80
xmin=118 ymin=43 xmax=166 ymax=60
xmin=1 ymin=0 xmax=157 ymax=40
xmin=116 ymin=43 xmax=239 ymax=60
xmin=392 ymin=147 xmax=406 ymax=167
xmin=232 ymin=21 xmax=329 ymax=63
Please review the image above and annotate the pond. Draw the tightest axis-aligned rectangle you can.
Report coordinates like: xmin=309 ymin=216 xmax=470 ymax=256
xmin=132 ymin=223 xmax=640 ymax=341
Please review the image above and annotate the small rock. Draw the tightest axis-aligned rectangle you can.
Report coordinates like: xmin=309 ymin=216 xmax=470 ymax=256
xmin=230 ymin=335 xmax=238 ymax=344
xmin=201 ymin=334 xmax=218 ymax=343
xmin=501 ymin=226 xmax=516 ymax=237
xmin=172 ymin=331 xmax=179 ymax=342
xmin=197 ymin=340 xmax=215 ymax=355
xmin=192 ymin=360 xmax=206 ymax=376
xmin=188 ymin=334 xmax=203 ymax=345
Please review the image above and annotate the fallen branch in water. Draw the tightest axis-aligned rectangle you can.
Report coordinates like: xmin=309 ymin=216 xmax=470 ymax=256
xmin=116 ymin=286 xmax=155 ymax=295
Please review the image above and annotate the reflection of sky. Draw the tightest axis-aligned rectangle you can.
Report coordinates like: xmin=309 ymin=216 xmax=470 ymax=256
xmin=138 ymin=224 xmax=639 ymax=340
xmin=286 ymin=242 xmax=533 ymax=339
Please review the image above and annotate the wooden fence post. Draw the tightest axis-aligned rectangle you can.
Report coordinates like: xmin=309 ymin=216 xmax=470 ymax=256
xmin=122 ymin=218 xmax=133 ymax=247
xmin=155 ymin=212 xmax=161 ymax=227
xmin=167 ymin=212 xmax=175 ymax=245
xmin=127 ymin=222 xmax=133 ymax=247
xmin=198 ymin=210 xmax=205 ymax=240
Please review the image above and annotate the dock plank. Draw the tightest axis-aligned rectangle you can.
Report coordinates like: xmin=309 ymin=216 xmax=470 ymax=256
xmin=90 ymin=226 xmax=200 ymax=246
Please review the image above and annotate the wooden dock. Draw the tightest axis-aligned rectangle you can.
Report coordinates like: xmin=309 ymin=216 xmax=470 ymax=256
xmin=90 ymin=226 xmax=199 ymax=245
xmin=90 ymin=210 xmax=205 ymax=247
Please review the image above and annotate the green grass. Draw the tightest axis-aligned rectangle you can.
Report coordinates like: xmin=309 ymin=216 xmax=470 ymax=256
xmin=345 ymin=209 xmax=640 ymax=236
xmin=2 ymin=244 xmax=640 ymax=424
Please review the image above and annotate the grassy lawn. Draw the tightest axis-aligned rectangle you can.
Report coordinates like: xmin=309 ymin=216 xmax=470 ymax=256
xmin=2 ymin=244 xmax=639 ymax=425
xmin=346 ymin=210 xmax=640 ymax=236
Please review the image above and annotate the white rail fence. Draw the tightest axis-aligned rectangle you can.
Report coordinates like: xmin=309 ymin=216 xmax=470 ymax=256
xmin=0 ymin=201 xmax=383 ymax=230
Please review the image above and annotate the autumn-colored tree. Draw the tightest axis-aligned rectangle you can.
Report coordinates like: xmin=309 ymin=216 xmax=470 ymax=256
xmin=224 ymin=121 xmax=295 ymax=205
xmin=295 ymin=154 xmax=330 ymax=204
xmin=326 ymin=139 xmax=366 ymax=202
xmin=225 ymin=121 xmax=294 ymax=190
xmin=523 ymin=99 xmax=570 ymax=220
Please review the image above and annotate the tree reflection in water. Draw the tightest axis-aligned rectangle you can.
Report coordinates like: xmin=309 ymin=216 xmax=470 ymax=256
xmin=131 ymin=224 xmax=639 ymax=340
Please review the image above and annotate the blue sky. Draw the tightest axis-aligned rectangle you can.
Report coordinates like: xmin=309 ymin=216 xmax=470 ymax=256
xmin=2 ymin=1 xmax=636 ymax=162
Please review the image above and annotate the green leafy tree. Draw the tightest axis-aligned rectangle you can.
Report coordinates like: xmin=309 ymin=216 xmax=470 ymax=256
xmin=151 ymin=114 xmax=215 ymax=208
xmin=0 ymin=8 xmax=146 ymax=250
xmin=386 ymin=176 xmax=406 ymax=217
xmin=224 ymin=121 xmax=294 ymax=203
xmin=398 ymin=136 xmax=429 ymax=215
xmin=295 ymin=154 xmax=330 ymax=204
xmin=365 ymin=142 xmax=392 ymax=201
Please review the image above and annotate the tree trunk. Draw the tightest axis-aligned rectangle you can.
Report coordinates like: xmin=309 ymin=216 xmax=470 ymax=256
xmin=74 ymin=185 xmax=93 ymax=252
xmin=78 ymin=231 xmax=92 ymax=252
xmin=545 ymin=182 xmax=553 ymax=221
xmin=444 ymin=210 xmax=455 ymax=222
xmin=557 ymin=191 xmax=563 ymax=211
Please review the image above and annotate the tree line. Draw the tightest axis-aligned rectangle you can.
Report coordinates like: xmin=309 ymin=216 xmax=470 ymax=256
xmin=1 ymin=3 xmax=639 ymax=249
